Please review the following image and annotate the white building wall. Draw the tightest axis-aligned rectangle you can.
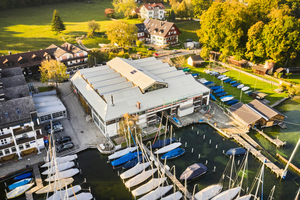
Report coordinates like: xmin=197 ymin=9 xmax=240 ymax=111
xmin=106 ymin=123 xmax=118 ymax=137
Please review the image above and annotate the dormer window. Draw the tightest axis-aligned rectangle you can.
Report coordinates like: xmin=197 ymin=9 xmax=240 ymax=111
xmin=171 ymin=27 xmax=175 ymax=30
xmin=5 ymin=112 xmax=9 ymax=118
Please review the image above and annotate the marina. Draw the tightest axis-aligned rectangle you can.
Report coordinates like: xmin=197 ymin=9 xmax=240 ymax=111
xmin=25 ymin=164 xmax=43 ymax=200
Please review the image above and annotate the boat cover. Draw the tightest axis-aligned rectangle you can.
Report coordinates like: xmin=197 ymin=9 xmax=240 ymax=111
xmin=161 ymin=148 xmax=185 ymax=160
xmin=139 ymin=185 xmax=173 ymax=200
xmin=45 ymin=168 xmax=79 ymax=182
xmin=244 ymin=90 xmax=252 ymax=94
xmin=125 ymin=168 xmax=157 ymax=188
xmin=161 ymin=191 xmax=183 ymax=200
xmin=46 ymin=185 xmax=81 ymax=200
xmin=132 ymin=177 xmax=167 ymax=197
xmin=210 ymin=94 xmax=216 ymax=101
xmin=220 ymin=95 xmax=233 ymax=100
xmin=236 ymin=194 xmax=252 ymax=200
xmin=211 ymin=86 xmax=221 ymax=90
xmin=14 ymin=172 xmax=32 ymax=181
xmin=241 ymin=86 xmax=250 ymax=91
xmin=218 ymin=75 xmax=226 ymax=79
xmin=111 ymin=151 xmax=142 ymax=167
xmin=224 ymin=79 xmax=232 ymax=83
xmin=152 ymin=138 xmax=176 ymax=149
xmin=42 ymin=155 xmax=78 ymax=168
xmin=204 ymin=81 xmax=214 ymax=85
xmin=7 ymin=183 xmax=35 ymax=199
xmin=213 ymin=89 xmax=224 ymax=94
xmin=173 ymin=117 xmax=181 ymax=125
xmin=195 ymin=184 xmax=222 ymax=200
xmin=180 ymin=163 xmax=207 ymax=181
xmin=68 ymin=192 xmax=93 ymax=200
xmin=216 ymin=92 xmax=227 ymax=97
xmin=230 ymin=81 xmax=237 ymax=84
xmin=42 ymin=161 xmax=75 ymax=175
xmin=221 ymin=96 xmax=234 ymax=102
xmin=9 ymin=178 xmax=32 ymax=190
xmin=120 ymin=162 xmax=151 ymax=180
xmin=36 ymin=178 xmax=74 ymax=194
xmin=221 ymin=77 xmax=230 ymax=81
xmin=232 ymin=83 xmax=240 ymax=87
xmin=237 ymin=84 xmax=245 ymax=89
xmin=226 ymin=147 xmax=246 ymax=156
xmin=123 ymin=155 xmax=144 ymax=169
xmin=108 ymin=146 xmax=137 ymax=160
xmin=227 ymin=99 xmax=238 ymax=106
xmin=154 ymin=142 xmax=182 ymax=154
xmin=211 ymin=187 xmax=241 ymax=200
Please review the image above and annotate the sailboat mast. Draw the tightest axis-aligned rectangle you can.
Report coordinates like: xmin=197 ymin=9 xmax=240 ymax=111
xmin=229 ymin=155 xmax=235 ymax=189
xmin=295 ymin=186 xmax=300 ymax=200
xmin=282 ymin=138 xmax=300 ymax=179
xmin=237 ymin=150 xmax=249 ymax=197
xmin=267 ymin=185 xmax=276 ymax=200
xmin=254 ymin=162 xmax=265 ymax=200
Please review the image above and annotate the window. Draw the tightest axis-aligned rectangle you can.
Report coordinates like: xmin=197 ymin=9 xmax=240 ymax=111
xmin=53 ymin=111 xmax=64 ymax=119
xmin=4 ymin=149 xmax=10 ymax=155
xmin=174 ymin=31 xmax=176 ymax=34
xmin=25 ymin=143 xmax=30 ymax=148
xmin=130 ymin=70 xmax=137 ymax=74
xmin=5 ymin=112 xmax=9 ymax=118
xmin=16 ymin=108 xmax=21 ymax=115
xmin=1 ymin=139 xmax=7 ymax=145
xmin=19 ymin=144 xmax=24 ymax=150
xmin=11 ymin=147 xmax=16 ymax=152
xmin=40 ymin=114 xmax=51 ymax=122
xmin=0 ymin=151 xmax=3 ymax=156
xmin=171 ymin=27 xmax=174 ymax=30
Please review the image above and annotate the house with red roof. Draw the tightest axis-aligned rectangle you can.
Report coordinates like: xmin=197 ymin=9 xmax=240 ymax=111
xmin=139 ymin=3 xmax=165 ymax=20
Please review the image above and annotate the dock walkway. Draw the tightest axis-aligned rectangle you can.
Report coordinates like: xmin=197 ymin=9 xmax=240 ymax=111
xmin=254 ymin=128 xmax=286 ymax=148
xmin=276 ymin=153 xmax=300 ymax=177
xmin=141 ymin=143 xmax=193 ymax=200
xmin=25 ymin=164 xmax=43 ymax=200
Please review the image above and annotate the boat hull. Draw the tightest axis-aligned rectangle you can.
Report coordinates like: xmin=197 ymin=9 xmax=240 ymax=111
xmin=132 ymin=177 xmax=167 ymax=197
xmin=139 ymin=185 xmax=173 ymax=200
xmin=8 ymin=178 xmax=32 ymax=190
xmin=108 ymin=146 xmax=137 ymax=160
xmin=7 ymin=183 xmax=34 ymax=199
xmin=45 ymin=168 xmax=79 ymax=182
xmin=161 ymin=191 xmax=183 ymax=200
xmin=154 ymin=143 xmax=182 ymax=154
xmin=120 ymin=162 xmax=151 ymax=180
xmin=14 ymin=172 xmax=32 ymax=181
xmin=125 ymin=168 xmax=157 ymax=188
xmin=195 ymin=184 xmax=222 ymax=200
xmin=36 ymin=178 xmax=74 ymax=194
xmin=161 ymin=148 xmax=185 ymax=160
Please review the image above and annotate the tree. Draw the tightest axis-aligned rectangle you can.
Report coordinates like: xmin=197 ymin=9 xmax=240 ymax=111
xmin=177 ymin=1 xmax=189 ymax=19
xmin=88 ymin=49 xmax=109 ymax=66
xmin=173 ymin=56 xmax=186 ymax=67
xmin=88 ymin=20 xmax=100 ymax=34
xmin=247 ymin=0 xmax=279 ymax=22
xmin=192 ymin=0 xmax=211 ymax=18
xmin=106 ymin=21 xmax=137 ymax=47
xmin=39 ymin=59 xmax=69 ymax=88
xmin=117 ymin=113 xmax=141 ymax=144
xmin=112 ymin=0 xmax=136 ymax=18
xmin=105 ymin=8 xmax=115 ymax=18
xmin=136 ymin=40 xmax=143 ymax=47
xmin=170 ymin=9 xmax=176 ymax=21
xmin=51 ymin=10 xmax=66 ymax=33
xmin=200 ymin=46 xmax=211 ymax=60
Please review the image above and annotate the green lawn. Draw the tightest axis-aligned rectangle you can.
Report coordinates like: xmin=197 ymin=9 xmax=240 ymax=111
xmin=283 ymin=74 xmax=300 ymax=84
xmin=176 ymin=20 xmax=200 ymax=43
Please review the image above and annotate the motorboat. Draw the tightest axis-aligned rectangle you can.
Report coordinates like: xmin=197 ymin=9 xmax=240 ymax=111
xmin=42 ymin=155 xmax=78 ymax=168
xmin=195 ymin=184 xmax=222 ymax=200
xmin=122 ymin=155 xmax=144 ymax=169
xmin=46 ymin=185 xmax=81 ymax=200
xmin=8 ymin=178 xmax=32 ymax=190
xmin=211 ymin=86 xmax=222 ymax=90
xmin=13 ymin=172 xmax=32 ymax=181
xmin=111 ymin=151 xmax=142 ymax=167
xmin=161 ymin=148 xmax=185 ymax=160
xmin=125 ymin=168 xmax=158 ymax=188
xmin=42 ymin=161 xmax=75 ymax=175
xmin=218 ymin=75 xmax=226 ymax=79
xmin=36 ymin=178 xmax=74 ymax=194
xmin=216 ymin=92 xmax=227 ymax=97
xmin=108 ymin=146 xmax=137 ymax=160
xmin=237 ymin=84 xmax=245 ymax=89
xmin=224 ymin=78 xmax=232 ymax=83
xmin=230 ymin=80 xmax=237 ymax=84
xmin=68 ymin=192 xmax=93 ymax=200
xmin=152 ymin=138 xmax=176 ymax=149
xmin=221 ymin=76 xmax=230 ymax=81
xmin=227 ymin=99 xmax=238 ymax=106
xmin=210 ymin=94 xmax=217 ymax=101
xmin=173 ymin=117 xmax=181 ymax=125
xmin=204 ymin=81 xmax=214 ymax=86
xmin=139 ymin=185 xmax=173 ymax=200
xmin=45 ymin=168 xmax=80 ymax=182
xmin=220 ymin=95 xmax=233 ymax=100
xmin=120 ymin=162 xmax=151 ymax=180
xmin=179 ymin=163 xmax=207 ymax=181
xmin=7 ymin=183 xmax=35 ymax=199
xmin=161 ymin=191 xmax=183 ymax=200
xmin=232 ymin=83 xmax=240 ymax=87
xmin=226 ymin=147 xmax=246 ymax=156
xmin=154 ymin=142 xmax=182 ymax=154
xmin=211 ymin=186 xmax=241 ymax=200
xmin=213 ymin=89 xmax=224 ymax=94
xmin=221 ymin=96 xmax=234 ymax=102
xmin=241 ymin=86 xmax=250 ymax=91
xmin=131 ymin=177 xmax=167 ymax=197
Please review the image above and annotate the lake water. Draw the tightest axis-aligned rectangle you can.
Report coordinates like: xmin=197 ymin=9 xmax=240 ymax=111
xmin=1 ymin=97 xmax=300 ymax=200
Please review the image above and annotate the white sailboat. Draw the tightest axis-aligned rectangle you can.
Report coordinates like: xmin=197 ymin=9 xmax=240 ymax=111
xmin=125 ymin=168 xmax=158 ymax=188
xmin=68 ymin=192 xmax=93 ymax=200
xmin=236 ymin=194 xmax=252 ymax=200
xmin=139 ymin=185 xmax=173 ymax=200
xmin=132 ymin=177 xmax=167 ymax=197
xmin=211 ymin=187 xmax=241 ymax=200
xmin=46 ymin=185 xmax=81 ymax=200
xmin=45 ymin=168 xmax=80 ymax=182
xmin=120 ymin=162 xmax=151 ymax=180
xmin=237 ymin=84 xmax=244 ymax=89
xmin=6 ymin=183 xmax=35 ymax=199
xmin=161 ymin=191 xmax=183 ymax=200
xmin=241 ymin=86 xmax=250 ymax=91
xmin=108 ymin=146 xmax=138 ymax=160
xmin=154 ymin=142 xmax=182 ymax=154
xmin=42 ymin=155 xmax=78 ymax=168
xmin=42 ymin=161 xmax=75 ymax=175
xmin=36 ymin=178 xmax=74 ymax=194
xmin=195 ymin=184 xmax=223 ymax=200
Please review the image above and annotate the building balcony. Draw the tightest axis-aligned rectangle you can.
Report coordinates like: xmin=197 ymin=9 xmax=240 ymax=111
xmin=13 ymin=126 xmax=33 ymax=136
xmin=16 ymin=134 xmax=43 ymax=145
xmin=0 ymin=142 xmax=15 ymax=150
xmin=0 ymin=133 xmax=12 ymax=140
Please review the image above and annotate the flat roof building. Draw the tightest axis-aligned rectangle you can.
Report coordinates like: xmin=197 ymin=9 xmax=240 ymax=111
xmin=71 ymin=57 xmax=210 ymax=137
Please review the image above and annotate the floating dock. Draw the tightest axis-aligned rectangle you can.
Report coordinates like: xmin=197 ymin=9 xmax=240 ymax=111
xmin=25 ymin=164 xmax=43 ymax=200
xmin=276 ymin=153 xmax=300 ymax=177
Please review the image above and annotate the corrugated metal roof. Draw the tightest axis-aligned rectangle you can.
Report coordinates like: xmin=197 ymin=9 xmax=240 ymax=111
xmin=82 ymin=68 xmax=115 ymax=79
xmin=91 ymin=77 xmax=127 ymax=89
xmin=33 ymin=95 xmax=66 ymax=117
xmin=97 ymin=82 xmax=134 ymax=95
xmin=86 ymin=73 xmax=121 ymax=84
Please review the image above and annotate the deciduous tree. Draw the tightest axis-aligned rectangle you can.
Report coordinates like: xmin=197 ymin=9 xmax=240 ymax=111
xmin=87 ymin=20 xmax=100 ymax=34
xmin=117 ymin=113 xmax=141 ymax=143
xmin=51 ymin=10 xmax=66 ymax=33
xmin=39 ymin=59 xmax=69 ymax=88
xmin=112 ymin=0 xmax=136 ymax=18
xmin=177 ymin=1 xmax=189 ymax=19
xmin=192 ymin=0 xmax=211 ymax=18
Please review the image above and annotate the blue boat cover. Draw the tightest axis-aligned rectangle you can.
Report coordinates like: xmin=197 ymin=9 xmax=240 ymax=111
xmin=216 ymin=92 xmax=227 ymax=97
xmin=227 ymin=99 xmax=238 ymax=105
xmin=230 ymin=81 xmax=237 ymax=84
xmin=214 ymin=89 xmax=224 ymax=93
xmin=210 ymin=86 xmax=221 ymax=90
xmin=9 ymin=178 xmax=32 ymax=190
xmin=152 ymin=138 xmax=176 ymax=149
xmin=14 ymin=172 xmax=32 ymax=181
xmin=192 ymin=73 xmax=199 ymax=77
xmin=122 ymin=155 xmax=144 ymax=169
xmin=173 ymin=117 xmax=181 ymax=124
xmin=224 ymin=79 xmax=232 ymax=83
xmin=220 ymin=95 xmax=233 ymax=100
xmin=210 ymin=94 xmax=216 ymax=101
xmin=180 ymin=163 xmax=207 ymax=181
xmin=161 ymin=148 xmax=185 ymax=160
xmin=226 ymin=147 xmax=246 ymax=156
xmin=204 ymin=81 xmax=214 ymax=85
xmin=232 ymin=83 xmax=240 ymax=87
xmin=111 ymin=151 xmax=142 ymax=167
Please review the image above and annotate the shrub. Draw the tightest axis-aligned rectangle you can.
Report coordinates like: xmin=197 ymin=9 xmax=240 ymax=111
xmin=105 ymin=8 xmax=115 ymax=18
xmin=87 ymin=31 xmax=94 ymax=38
xmin=136 ymin=40 xmax=143 ymax=47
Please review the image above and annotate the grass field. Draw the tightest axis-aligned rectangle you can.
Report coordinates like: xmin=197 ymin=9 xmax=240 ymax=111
xmin=176 ymin=20 xmax=200 ymax=43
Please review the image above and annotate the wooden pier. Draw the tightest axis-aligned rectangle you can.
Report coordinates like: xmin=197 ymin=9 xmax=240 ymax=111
xmin=276 ymin=153 xmax=300 ymax=177
xmin=254 ymin=128 xmax=286 ymax=148
xmin=25 ymin=164 xmax=43 ymax=200
xmin=141 ymin=143 xmax=193 ymax=200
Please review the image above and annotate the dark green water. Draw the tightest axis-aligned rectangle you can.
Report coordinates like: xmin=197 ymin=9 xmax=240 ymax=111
xmin=1 ymin=97 xmax=300 ymax=199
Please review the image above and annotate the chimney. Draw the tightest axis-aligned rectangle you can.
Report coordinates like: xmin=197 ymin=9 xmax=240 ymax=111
xmin=68 ymin=44 xmax=71 ymax=51
xmin=111 ymin=95 xmax=114 ymax=106
xmin=136 ymin=102 xmax=141 ymax=109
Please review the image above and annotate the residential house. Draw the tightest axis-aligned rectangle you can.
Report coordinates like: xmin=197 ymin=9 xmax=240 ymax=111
xmin=144 ymin=19 xmax=181 ymax=47
xmin=187 ymin=55 xmax=205 ymax=67
xmin=135 ymin=23 xmax=149 ymax=41
xmin=0 ymin=67 xmax=44 ymax=163
xmin=139 ymin=3 xmax=165 ymax=20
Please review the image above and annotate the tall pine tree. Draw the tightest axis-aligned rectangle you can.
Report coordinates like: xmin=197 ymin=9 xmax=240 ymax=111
xmin=51 ymin=10 xmax=66 ymax=33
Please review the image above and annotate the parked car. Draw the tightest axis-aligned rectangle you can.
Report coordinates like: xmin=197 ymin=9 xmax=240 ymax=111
xmin=147 ymin=47 xmax=154 ymax=50
xmin=56 ymin=141 xmax=74 ymax=153
xmin=45 ymin=121 xmax=61 ymax=130
xmin=172 ymin=50 xmax=178 ymax=52
xmin=154 ymin=52 xmax=159 ymax=56
xmin=47 ymin=124 xmax=64 ymax=134
xmin=55 ymin=136 xmax=72 ymax=145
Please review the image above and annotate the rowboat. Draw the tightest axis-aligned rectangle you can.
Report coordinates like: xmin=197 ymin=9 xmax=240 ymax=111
xmin=244 ymin=90 xmax=252 ymax=94
xmin=7 ymin=183 xmax=34 ymax=199
xmin=230 ymin=80 xmax=237 ymax=84
xmin=227 ymin=99 xmax=238 ymax=106
xmin=232 ymin=83 xmax=240 ymax=87
xmin=173 ymin=117 xmax=181 ymax=125
xmin=154 ymin=142 xmax=182 ymax=154
xmin=8 ymin=178 xmax=32 ymax=190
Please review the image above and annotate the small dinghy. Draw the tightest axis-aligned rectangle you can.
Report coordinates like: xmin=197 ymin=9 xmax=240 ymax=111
xmin=221 ymin=76 xmax=230 ymax=81
xmin=120 ymin=162 xmax=151 ymax=180
xmin=227 ymin=99 xmax=238 ymax=106
xmin=224 ymin=78 xmax=232 ymax=83
xmin=211 ymin=186 xmax=241 ymax=200
xmin=9 ymin=178 xmax=32 ymax=190
xmin=42 ymin=161 xmax=75 ymax=175
xmin=154 ymin=142 xmax=182 ymax=154
xmin=152 ymin=138 xmax=176 ymax=149
xmin=131 ymin=177 xmax=167 ymax=197
xmin=213 ymin=89 xmax=224 ymax=94
xmin=42 ymin=155 xmax=78 ymax=168
xmin=46 ymin=185 xmax=81 ymax=200
xmin=211 ymin=86 xmax=222 ymax=90
xmin=161 ymin=191 xmax=183 ymax=200
xmin=139 ymin=185 xmax=173 ymax=200
xmin=199 ymin=78 xmax=208 ymax=83
xmin=45 ymin=168 xmax=80 ymax=182
xmin=7 ymin=183 xmax=35 ymax=199
xmin=237 ymin=84 xmax=244 ymax=89
xmin=111 ymin=151 xmax=142 ymax=167
xmin=232 ymin=83 xmax=240 ymax=87
xmin=14 ymin=172 xmax=32 ymax=181
xmin=226 ymin=147 xmax=246 ymax=156
xmin=241 ymin=86 xmax=250 ymax=91
xmin=210 ymin=94 xmax=217 ymax=101
xmin=108 ymin=146 xmax=137 ymax=160
xmin=122 ymin=155 xmax=144 ymax=170
xmin=180 ymin=163 xmax=207 ymax=181
xmin=244 ymin=90 xmax=252 ymax=94
xmin=204 ymin=81 xmax=214 ymax=86
xmin=195 ymin=184 xmax=222 ymax=200
xmin=161 ymin=148 xmax=185 ymax=160
xmin=173 ymin=117 xmax=181 ymax=125
xmin=125 ymin=168 xmax=158 ymax=188
xmin=230 ymin=80 xmax=237 ymax=84
xmin=216 ymin=92 xmax=227 ymax=97
xmin=220 ymin=95 xmax=233 ymax=100
xmin=221 ymin=96 xmax=234 ymax=102
xmin=218 ymin=75 xmax=226 ymax=79
xmin=36 ymin=178 xmax=74 ymax=194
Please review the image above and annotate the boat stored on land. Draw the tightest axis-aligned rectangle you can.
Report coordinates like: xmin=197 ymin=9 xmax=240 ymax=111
xmin=214 ymin=89 xmax=225 ymax=94
xmin=161 ymin=148 xmax=185 ymax=160
xmin=221 ymin=96 xmax=234 ymax=102
xmin=154 ymin=142 xmax=182 ymax=154
xmin=204 ymin=81 xmax=214 ymax=86
xmin=221 ymin=77 xmax=230 ymax=81
xmin=244 ymin=90 xmax=252 ymax=94
xmin=13 ymin=172 xmax=32 ymax=181
xmin=237 ymin=84 xmax=245 ymax=89
xmin=232 ymin=83 xmax=240 ymax=87
xmin=230 ymin=81 xmax=237 ymax=84
xmin=42 ymin=161 xmax=75 ymax=175
xmin=6 ymin=183 xmax=35 ymax=199
xmin=125 ymin=168 xmax=158 ymax=188
xmin=226 ymin=147 xmax=246 ymax=156
xmin=216 ymin=92 xmax=227 ymax=97
xmin=139 ymin=185 xmax=173 ymax=200
xmin=8 ymin=178 xmax=32 ymax=190
xmin=111 ymin=151 xmax=142 ymax=167
xmin=152 ymin=138 xmax=176 ymax=149
xmin=224 ymin=79 xmax=232 ymax=83
xmin=210 ymin=94 xmax=216 ymax=101
xmin=241 ymin=86 xmax=250 ymax=91
xmin=180 ymin=163 xmax=207 ymax=181
xmin=131 ymin=177 xmax=167 ymax=197
xmin=108 ymin=146 xmax=138 ymax=160
xmin=227 ymin=99 xmax=239 ymax=106
xmin=218 ymin=75 xmax=226 ymax=79
xmin=211 ymin=86 xmax=222 ymax=90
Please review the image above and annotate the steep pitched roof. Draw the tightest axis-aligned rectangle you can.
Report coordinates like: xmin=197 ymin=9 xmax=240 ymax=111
xmin=144 ymin=19 xmax=178 ymax=37
xmin=135 ymin=23 xmax=148 ymax=33
xmin=228 ymin=102 xmax=262 ymax=125
xmin=141 ymin=3 xmax=165 ymax=10
xmin=247 ymin=99 xmax=284 ymax=120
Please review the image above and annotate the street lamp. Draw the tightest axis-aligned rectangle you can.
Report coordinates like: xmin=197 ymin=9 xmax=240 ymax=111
xmin=28 ymin=158 xmax=31 ymax=166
